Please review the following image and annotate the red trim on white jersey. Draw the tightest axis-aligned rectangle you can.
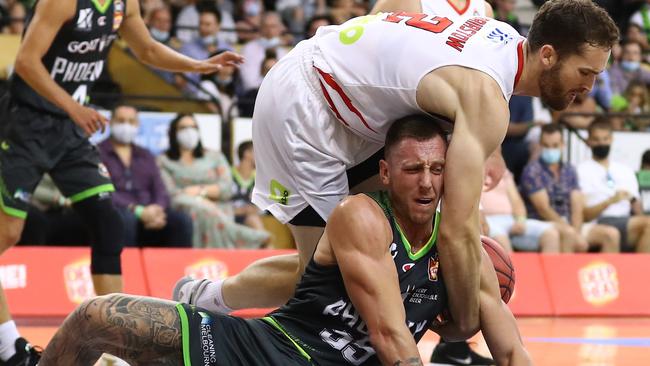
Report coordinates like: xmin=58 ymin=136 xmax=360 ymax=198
xmin=446 ymin=0 xmax=471 ymax=16
xmin=514 ymin=40 xmax=524 ymax=89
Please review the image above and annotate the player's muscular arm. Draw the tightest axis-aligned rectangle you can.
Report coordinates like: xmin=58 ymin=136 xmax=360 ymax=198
xmin=528 ymin=190 xmax=565 ymax=223
xmin=13 ymin=0 xmax=82 ymax=115
xmin=417 ymin=71 xmax=509 ymax=336
xmin=119 ymin=0 xmax=242 ymax=74
xmin=369 ymin=0 xmax=422 ymax=14
xmin=326 ymin=195 xmax=423 ymax=365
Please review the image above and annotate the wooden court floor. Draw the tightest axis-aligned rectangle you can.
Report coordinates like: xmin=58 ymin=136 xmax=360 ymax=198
xmin=18 ymin=317 xmax=650 ymax=365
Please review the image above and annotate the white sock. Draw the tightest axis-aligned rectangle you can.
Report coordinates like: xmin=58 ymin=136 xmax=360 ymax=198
xmin=195 ymin=279 xmax=233 ymax=314
xmin=0 ymin=320 xmax=20 ymax=361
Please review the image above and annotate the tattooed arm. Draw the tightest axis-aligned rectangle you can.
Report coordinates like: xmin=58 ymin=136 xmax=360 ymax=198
xmin=40 ymin=294 xmax=183 ymax=366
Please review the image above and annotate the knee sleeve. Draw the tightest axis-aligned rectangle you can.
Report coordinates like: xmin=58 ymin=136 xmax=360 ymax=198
xmin=73 ymin=195 xmax=124 ymax=275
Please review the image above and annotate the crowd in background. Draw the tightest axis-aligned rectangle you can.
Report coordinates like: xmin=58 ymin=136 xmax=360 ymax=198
xmin=1 ymin=0 xmax=650 ymax=253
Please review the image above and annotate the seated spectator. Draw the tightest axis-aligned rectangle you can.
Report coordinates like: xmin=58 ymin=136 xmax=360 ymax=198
xmin=481 ymin=169 xmax=560 ymax=253
xmin=178 ymin=4 xmax=233 ymax=94
xmin=305 ymin=14 xmax=334 ymax=39
xmin=159 ymin=114 xmax=270 ymax=248
xmin=626 ymin=23 xmax=650 ymax=55
xmin=231 ymin=140 xmax=266 ymax=232
xmin=2 ymin=1 xmax=24 ymax=35
xmin=99 ymin=105 xmax=193 ymax=248
xmin=520 ymin=124 xmax=620 ymax=253
xmin=234 ymin=0 xmax=264 ymax=43
xmin=610 ymin=81 xmax=650 ymax=131
xmin=578 ymin=119 xmax=650 ymax=252
xmin=609 ymin=40 xmax=650 ymax=95
xmin=553 ymin=92 xmax=597 ymax=130
xmin=146 ymin=5 xmax=181 ymax=84
xmin=238 ymin=49 xmax=277 ymax=116
xmin=327 ymin=0 xmax=365 ymax=24
xmin=18 ymin=174 xmax=89 ymax=246
xmin=197 ymin=49 xmax=241 ymax=119
xmin=493 ymin=0 xmax=522 ymax=33
xmin=503 ymin=95 xmax=537 ymax=183
xmin=589 ymin=69 xmax=613 ymax=111
xmin=239 ymin=11 xmax=287 ymax=92
xmin=629 ymin=0 xmax=650 ymax=48
xmin=640 ymin=150 xmax=650 ymax=214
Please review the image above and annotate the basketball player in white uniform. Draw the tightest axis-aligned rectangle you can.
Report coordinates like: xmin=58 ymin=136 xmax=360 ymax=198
xmin=175 ymin=0 xmax=618 ymax=341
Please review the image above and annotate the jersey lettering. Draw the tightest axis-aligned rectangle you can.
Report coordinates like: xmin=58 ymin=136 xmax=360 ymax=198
xmin=51 ymin=58 xmax=104 ymax=83
xmin=445 ymin=17 xmax=489 ymax=52
xmin=71 ymin=84 xmax=88 ymax=104
xmin=383 ymin=12 xmax=453 ymax=34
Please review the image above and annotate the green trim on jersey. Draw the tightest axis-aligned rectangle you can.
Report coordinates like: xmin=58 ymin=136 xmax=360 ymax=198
xmin=69 ymin=184 xmax=114 ymax=203
xmin=262 ymin=316 xmax=312 ymax=362
xmin=91 ymin=0 xmax=113 ymax=14
xmin=0 ymin=198 xmax=27 ymax=219
xmin=231 ymin=168 xmax=255 ymax=189
xmin=366 ymin=191 xmax=440 ymax=260
xmin=175 ymin=304 xmax=193 ymax=366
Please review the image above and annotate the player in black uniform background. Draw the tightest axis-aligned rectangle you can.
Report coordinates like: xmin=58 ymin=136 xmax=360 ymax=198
xmin=0 ymin=0 xmax=242 ymax=364
xmin=37 ymin=115 xmax=530 ymax=366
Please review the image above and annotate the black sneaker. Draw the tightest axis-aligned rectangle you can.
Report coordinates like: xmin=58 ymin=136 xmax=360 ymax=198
xmin=0 ymin=338 xmax=42 ymax=366
xmin=430 ymin=340 xmax=495 ymax=365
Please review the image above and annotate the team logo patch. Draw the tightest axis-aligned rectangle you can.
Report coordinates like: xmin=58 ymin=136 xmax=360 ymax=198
xmin=77 ymin=8 xmax=93 ymax=31
xmin=485 ymin=28 xmax=514 ymax=44
xmin=113 ymin=0 xmax=124 ymax=31
xmin=98 ymin=163 xmax=110 ymax=178
xmin=98 ymin=16 xmax=106 ymax=26
xmin=428 ymin=255 xmax=440 ymax=282
xmin=389 ymin=243 xmax=398 ymax=259
xmin=402 ymin=263 xmax=415 ymax=272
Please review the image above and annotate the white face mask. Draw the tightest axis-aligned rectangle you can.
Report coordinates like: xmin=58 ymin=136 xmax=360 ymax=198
xmin=259 ymin=37 xmax=281 ymax=49
xmin=177 ymin=127 xmax=201 ymax=150
xmin=111 ymin=122 xmax=138 ymax=144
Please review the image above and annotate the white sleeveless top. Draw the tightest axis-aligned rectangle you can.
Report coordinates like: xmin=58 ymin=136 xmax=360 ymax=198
xmin=421 ymin=0 xmax=487 ymax=19
xmin=309 ymin=12 xmax=524 ymax=143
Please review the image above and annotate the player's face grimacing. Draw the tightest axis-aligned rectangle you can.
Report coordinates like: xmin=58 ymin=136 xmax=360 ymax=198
xmin=380 ymin=136 xmax=446 ymax=226
xmin=538 ymin=44 xmax=610 ymax=110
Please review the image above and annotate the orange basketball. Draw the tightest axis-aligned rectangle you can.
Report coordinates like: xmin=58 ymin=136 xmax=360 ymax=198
xmin=481 ymin=235 xmax=515 ymax=303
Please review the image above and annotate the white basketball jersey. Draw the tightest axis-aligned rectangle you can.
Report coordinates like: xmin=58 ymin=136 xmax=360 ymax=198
xmin=311 ymin=12 xmax=524 ymax=143
xmin=421 ymin=0 xmax=487 ymax=19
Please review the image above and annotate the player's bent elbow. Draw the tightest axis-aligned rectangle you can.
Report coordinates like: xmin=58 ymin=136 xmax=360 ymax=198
xmin=13 ymin=53 xmax=33 ymax=80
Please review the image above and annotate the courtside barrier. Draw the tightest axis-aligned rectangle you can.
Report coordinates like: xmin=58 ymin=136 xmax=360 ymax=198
xmin=1 ymin=247 xmax=649 ymax=317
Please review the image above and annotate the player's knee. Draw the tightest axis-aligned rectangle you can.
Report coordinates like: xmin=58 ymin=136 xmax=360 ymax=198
xmin=73 ymin=195 xmax=125 ymax=274
xmin=0 ymin=219 xmax=23 ymax=251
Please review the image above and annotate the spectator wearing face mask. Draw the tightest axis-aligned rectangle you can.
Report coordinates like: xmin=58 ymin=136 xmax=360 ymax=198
xmin=609 ymin=40 xmax=650 ymax=95
xmin=198 ymin=49 xmax=242 ymax=119
xmin=178 ymin=4 xmax=233 ymax=94
xmin=98 ymin=105 xmax=193 ymax=248
xmin=577 ymin=118 xmax=650 ymax=253
xmin=145 ymin=5 xmax=181 ymax=84
xmin=158 ymin=114 xmax=270 ymax=248
xmin=239 ymin=11 xmax=287 ymax=92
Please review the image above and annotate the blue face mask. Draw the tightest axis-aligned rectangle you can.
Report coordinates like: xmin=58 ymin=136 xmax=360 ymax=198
xmin=541 ymin=148 xmax=562 ymax=164
xmin=621 ymin=60 xmax=641 ymax=72
xmin=150 ymin=28 xmax=169 ymax=42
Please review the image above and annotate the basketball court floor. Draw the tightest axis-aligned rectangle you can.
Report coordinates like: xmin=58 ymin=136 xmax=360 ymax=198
xmin=18 ymin=316 xmax=650 ymax=365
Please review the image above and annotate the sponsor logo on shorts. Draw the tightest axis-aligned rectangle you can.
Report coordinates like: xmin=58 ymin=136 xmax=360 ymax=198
xmin=579 ymin=261 xmax=619 ymax=306
xmin=0 ymin=264 xmax=27 ymax=290
xmin=12 ymin=189 xmax=31 ymax=203
xmin=98 ymin=162 xmax=111 ymax=178
xmin=269 ymin=180 xmax=290 ymax=205
xmin=402 ymin=263 xmax=415 ymax=272
xmin=198 ymin=312 xmax=217 ymax=365
xmin=428 ymin=255 xmax=439 ymax=282
xmin=64 ymin=257 xmax=95 ymax=304
xmin=76 ymin=8 xmax=93 ymax=31
xmin=184 ymin=259 xmax=228 ymax=281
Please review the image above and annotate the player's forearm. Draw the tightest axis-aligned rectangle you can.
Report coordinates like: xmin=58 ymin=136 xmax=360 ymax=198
xmin=369 ymin=327 xmax=423 ymax=366
xmin=14 ymin=55 xmax=79 ymax=114
xmin=135 ymin=41 xmax=201 ymax=73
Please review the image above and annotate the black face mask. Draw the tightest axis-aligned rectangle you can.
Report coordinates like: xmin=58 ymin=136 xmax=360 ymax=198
xmin=591 ymin=144 xmax=611 ymax=160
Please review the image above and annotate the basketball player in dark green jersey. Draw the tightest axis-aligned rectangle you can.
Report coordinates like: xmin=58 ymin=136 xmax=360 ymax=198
xmin=38 ymin=116 xmax=530 ymax=366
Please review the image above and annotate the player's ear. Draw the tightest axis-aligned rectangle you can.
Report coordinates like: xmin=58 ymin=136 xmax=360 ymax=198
xmin=539 ymin=44 xmax=557 ymax=68
xmin=379 ymin=159 xmax=390 ymax=185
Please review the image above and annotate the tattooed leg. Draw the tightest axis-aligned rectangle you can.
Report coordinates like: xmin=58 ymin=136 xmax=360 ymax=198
xmin=40 ymin=294 xmax=184 ymax=366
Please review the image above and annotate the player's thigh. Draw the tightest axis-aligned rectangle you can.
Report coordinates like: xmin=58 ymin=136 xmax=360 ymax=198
xmin=288 ymin=224 xmax=325 ymax=268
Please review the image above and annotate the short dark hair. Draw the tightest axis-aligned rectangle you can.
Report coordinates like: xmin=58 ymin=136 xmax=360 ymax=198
xmin=527 ymin=0 xmax=619 ymax=60
xmin=166 ymin=113 xmax=204 ymax=161
xmin=237 ymin=140 xmax=253 ymax=160
xmin=306 ymin=14 xmax=334 ymax=35
xmin=642 ymin=149 xmax=650 ymax=168
xmin=197 ymin=1 xmax=221 ymax=24
xmin=540 ymin=123 xmax=563 ymax=138
xmin=588 ymin=116 xmax=613 ymax=136
xmin=384 ymin=114 xmax=449 ymax=159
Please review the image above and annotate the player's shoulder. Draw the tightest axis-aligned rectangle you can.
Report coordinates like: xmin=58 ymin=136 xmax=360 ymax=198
xmin=331 ymin=193 xmax=387 ymax=227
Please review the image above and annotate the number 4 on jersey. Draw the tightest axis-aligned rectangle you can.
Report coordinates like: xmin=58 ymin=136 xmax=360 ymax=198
xmin=383 ymin=12 xmax=453 ymax=34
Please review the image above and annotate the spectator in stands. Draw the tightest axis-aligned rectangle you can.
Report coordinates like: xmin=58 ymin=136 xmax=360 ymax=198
xmin=198 ymin=49 xmax=241 ymax=118
xmin=18 ymin=174 xmax=89 ymax=246
xmin=578 ymin=119 xmax=650 ymax=252
xmin=159 ymin=114 xmax=270 ymax=248
xmin=553 ymin=92 xmax=598 ymax=130
xmin=641 ymin=150 xmax=650 ymax=214
xmin=481 ymin=169 xmax=561 ymax=253
xmin=234 ymin=0 xmax=264 ymax=43
xmin=327 ymin=0 xmax=365 ymax=24
xmin=179 ymin=4 xmax=234 ymax=94
xmin=610 ymin=81 xmax=650 ymax=131
xmin=503 ymin=95 xmax=536 ymax=183
xmin=2 ymin=1 xmax=24 ymax=35
xmin=239 ymin=11 xmax=287 ymax=91
xmin=232 ymin=140 xmax=266 ymax=232
xmin=609 ymin=40 xmax=650 ymax=95
xmin=521 ymin=124 xmax=620 ymax=253
xmin=146 ymin=5 xmax=181 ymax=84
xmin=140 ymin=0 xmax=166 ymax=22
xmin=99 ymin=105 xmax=193 ymax=248
xmin=590 ymin=70 xmax=613 ymax=111
xmin=626 ymin=23 xmax=650 ymax=55
xmin=492 ymin=0 xmax=522 ymax=33
xmin=305 ymin=14 xmax=334 ymax=39
xmin=643 ymin=150 xmax=650 ymax=170
xmin=238 ymin=49 xmax=277 ymax=116
xmin=629 ymin=0 xmax=650 ymax=47
xmin=177 ymin=0 xmax=238 ymax=44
